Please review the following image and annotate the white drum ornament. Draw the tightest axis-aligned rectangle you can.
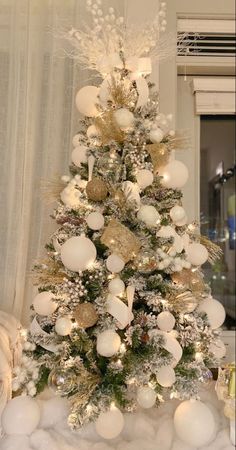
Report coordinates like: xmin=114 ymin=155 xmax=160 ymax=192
xmin=33 ymin=291 xmax=57 ymax=316
xmin=159 ymin=160 xmax=189 ymax=189
xmin=137 ymin=386 xmax=156 ymax=409
xmin=95 ymin=407 xmax=124 ymax=440
xmin=149 ymin=127 xmax=164 ymax=144
xmin=2 ymin=396 xmax=40 ymax=435
xmin=96 ymin=330 xmax=121 ymax=357
xmin=71 ymin=145 xmax=87 ymax=167
xmin=170 ymin=205 xmax=186 ymax=223
xmin=106 ymin=254 xmax=125 ymax=273
xmin=86 ymin=212 xmax=104 ymax=230
xmin=61 ymin=236 xmax=97 ymax=272
xmin=156 ymin=365 xmax=176 ymax=387
xmin=75 ymin=86 xmax=99 ymax=117
xmin=157 ymin=311 xmax=175 ymax=332
xmin=209 ymin=339 xmax=226 ymax=359
xmin=136 ymin=169 xmax=154 ymax=189
xmin=174 ymin=400 xmax=215 ymax=447
xmin=197 ymin=297 xmax=226 ymax=329
xmin=55 ymin=317 xmax=72 ymax=336
xmin=114 ymin=108 xmax=134 ymax=130
xmin=187 ymin=243 xmax=209 ymax=266
xmin=137 ymin=205 xmax=160 ymax=227
xmin=108 ymin=278 xmax=125 ymax=296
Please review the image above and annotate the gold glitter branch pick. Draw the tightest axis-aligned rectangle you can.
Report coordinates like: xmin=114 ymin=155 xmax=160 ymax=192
xmin=200 ymin=236 xmax=223 ymax=264
xmin=95 ymin=111 xmax=124 ymax=145
xmin=40 ymin=176 xmax=64 ymax=204
xmin=146 ymin=143 xmax=170 ymax=172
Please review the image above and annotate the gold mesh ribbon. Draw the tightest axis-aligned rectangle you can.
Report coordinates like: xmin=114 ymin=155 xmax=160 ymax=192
xmin=101 ymin=219 xmax=141 ymax=262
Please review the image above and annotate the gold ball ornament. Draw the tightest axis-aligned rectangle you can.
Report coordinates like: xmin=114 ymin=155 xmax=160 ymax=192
xmin=73 ymin=303 xmax=98 ymax=328
xmin=86 ymin=178 xmax=108 ymax=202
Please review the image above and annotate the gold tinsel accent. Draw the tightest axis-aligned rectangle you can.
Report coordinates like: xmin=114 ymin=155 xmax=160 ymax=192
xmin=168 ymin=130 xmax=192 ymax=151
xmin=146 ymin=143 xmax=170 ymax=172
xmin=40 ymin=177 xmax=64 ymax=204
xmin=101 ymin=218 xmax=141 ymax=262
xmin=86 ymin=177 xmax=108 ymax=201
xmin=199 ymin=235 xmax=223 ymax=264
xmin=73 ymin=303 xmax=98 ymax=329
xmin=167 ymin=289 xmax=200 ymax=313
xmin=171 ymin=269 xmax=205 ymax=293
xmin=68 ymin=370 xmax=100 ymax=427
xmin=95 ymin=111 xmax=124 ymax=145
xmin=108 ymin=75 xmax=137 ymax=109
xmin=30 ymin=258 xmax=68 ymax=285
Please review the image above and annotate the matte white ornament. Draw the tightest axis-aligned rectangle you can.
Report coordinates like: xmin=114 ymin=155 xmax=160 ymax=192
xmin=95 ymin=407 xmax=124 ymax=439
xmin=209 ymin=339 xmax=226 ymax=359
xmin=55 ymin=317 xmax=72 ymax=336
xmin=187 ymin=243 xmax=208 ymax=266
xmin=86 ymin=124 xmax=101 ymax=139
xmin=114 ymin=108 xmax=134 ymax=130
xmin=106 ymin=254 xmax=125 ymax=273
xmin=137 ymin=205 xmax=160 ymax=227
xmin=174 ymin=400 xmax=215 ymax=447
xmin=96 ymin=330 xmax=121 ymax=357
xmin=197 ymin=297 xmax=225 ymax=329
xmin=149 ymin=127 xmax=164 ymax=143
xmin=71 ymin=145 xmax=88 ymax=167
xmin=175 ymin=214 xmax=188 ymax=227
xmin=135 ymin=77 xmax=149 ymax=109
xmin=86 ymin=212 xmax=104 ymax=230
xmin=159 ymin=160 xmax=189 ymax=189
xmin=107 ymin=294 xmax=132 ymax=329
xmin=170 ymin=205 xmax=186 ymax=223
xmin=2 ymin=396 xmax=40 ymax=435
xmin=137 ymin=386 xmax=156 ymax=409
xmin=33 ymin=291 xmax=57 ymax=316
xmin=108 ymin=278 xmax=125 ymax=295
xmin=157 ymin=311 xmax=175 ymax=332
xmin=156 ymin=365 xmax=176 ymax=387
xmin=75 ymin=86 xmax=99 ymax=117
xmin=61 ymin=236 xmax=97 ymax=272
xmin=136 ymin=169 xmax=154 ymax=189
xmin=72 ymin=134 xmax=83 ymax=147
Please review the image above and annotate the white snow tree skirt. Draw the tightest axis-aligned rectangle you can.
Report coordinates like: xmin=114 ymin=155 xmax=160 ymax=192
xmin=0 ymin=384 xmax=234 ymax=450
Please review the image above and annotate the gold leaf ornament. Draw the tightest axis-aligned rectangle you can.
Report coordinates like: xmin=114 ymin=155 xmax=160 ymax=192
xmin=101 ymin=219 xmax=141 ymax=262
xmin=146 ymin=143 xmax=170 ymax=172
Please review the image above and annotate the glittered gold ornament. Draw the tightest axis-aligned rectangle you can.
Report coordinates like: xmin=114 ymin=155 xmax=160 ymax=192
xmin=86 ymin=178 xmax=108 ymax=201
xmin=146 ymin=143 xmax=170 ymax=173
xmin=101 ymin=219 xmax=141 ymax=262
xmin=48 ymin=368 xmax=77 ymax=396
xmin=171 ymin=269 xmax=205 ymax=293
xmin=134 ymin=251 xmax=158 ymax=274
xmin=168 ymin=290 xmax=199 ymax=313
xmin=73 ymin=303 xmax=98 ymax=328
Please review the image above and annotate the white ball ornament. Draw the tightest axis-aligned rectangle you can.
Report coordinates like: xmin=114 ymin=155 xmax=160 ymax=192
xmin=96 ymin=330 xmax=121 ymax=357
xmin=197 ymin=297 xmax=226 ymax=329
xmin=157 ymin=311 xmax=175 ymax=332
xmin=136 ymin=169 xmax=154 ymax=189
xmin=55 ymin=317 xmax=72 ymax=336
xmin=75 ymin=85 xmax=99 ymax=117
xmin=71 ymin=145 xmax=88 ymax=167
xmin=86 ymin=124 xmax=101 ymax=139
xmin=106 ymin=254 xmax=125 ymax=273
xmin=95 ymin=407 xmax=124 ymax=439
xmin=156 ymin=365 xmax=176 ymax=387
xmin=86 ymin=212 xmax=104 ymax=230
xmin=2 ymin=396 xmax=40 ymax=435
xmin=174 ymin=400 xmax=215 ymax=447
xmin=170 ymin=205 xmax=186 ymax=223
xmin=149 ymin=127 xmax=164 ymax=143
xmin=137 ymin=386 xmax=156 ymax=409
xmin=159 ymin=160 xmax=189 ymax=189
xmin=209 ymin=339 xmax=226 ymax=359
xmin=175 ymin=214 xmax=188 ymax=227
xmin=108 ymin=278 xmax=125 ymax=296
xmin=187 ymin=243 xmax=208 ymax=266
xmin=33 ymin=291 xmax=57 ymax=316
xmin=72 ymin=133 xmax=82 ymax=147
xmin=137 ymin=205 xmax=160 ymax=227
xmin=61 ymin=236 xmax=97 ymax=272
xmin=114 ymin=108 xmax=134 ymax=130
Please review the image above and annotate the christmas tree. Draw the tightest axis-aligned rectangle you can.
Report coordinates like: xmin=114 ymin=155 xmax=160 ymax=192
xmin=12 ymin=0 xmax=226 ymax=440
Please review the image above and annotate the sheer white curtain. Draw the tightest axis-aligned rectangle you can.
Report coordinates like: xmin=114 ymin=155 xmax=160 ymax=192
xmin=0 ymin=0 xmax=84 ymax=323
